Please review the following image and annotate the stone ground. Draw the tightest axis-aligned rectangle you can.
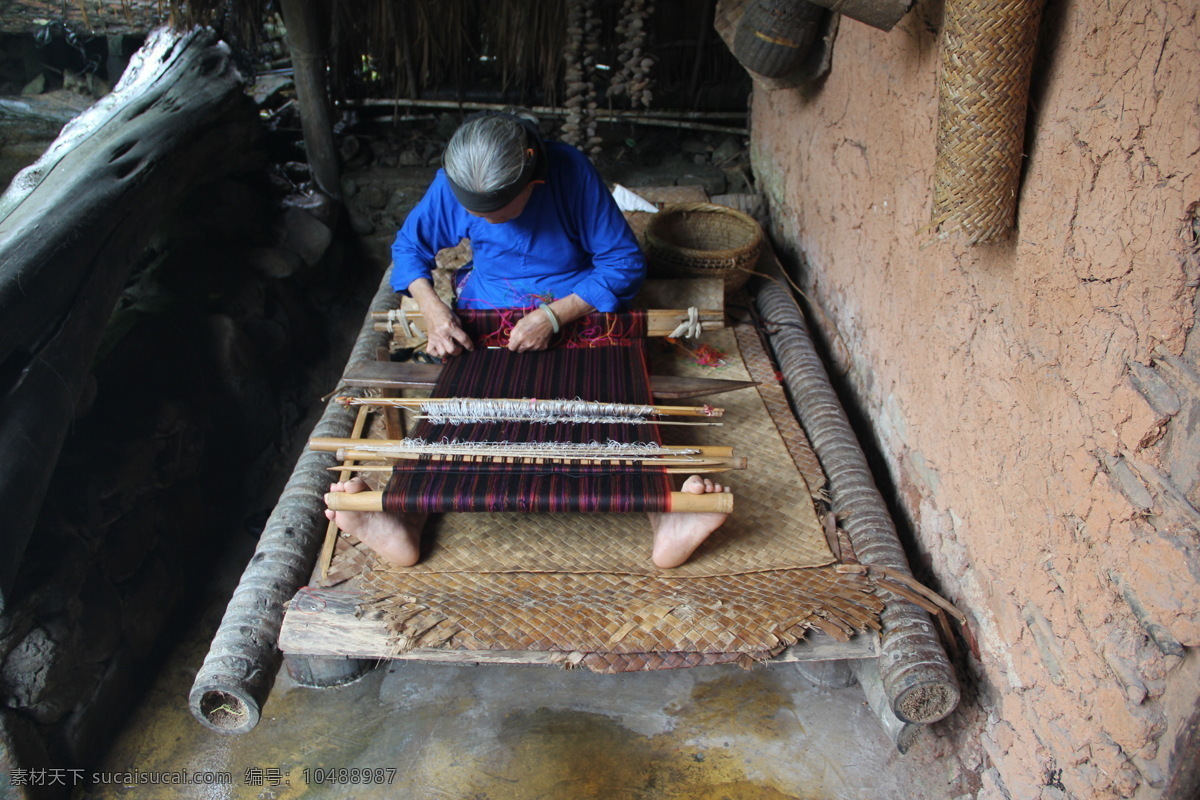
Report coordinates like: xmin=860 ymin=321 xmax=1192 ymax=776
xmin=79 ymin=532 xmax=971 ymax=800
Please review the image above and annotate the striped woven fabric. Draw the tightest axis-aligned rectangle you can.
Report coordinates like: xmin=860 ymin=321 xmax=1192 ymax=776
xmin=383 ymin=311 xmax=675 ymax=513
xmin=456 ymin=308 xmax=649 ymax=350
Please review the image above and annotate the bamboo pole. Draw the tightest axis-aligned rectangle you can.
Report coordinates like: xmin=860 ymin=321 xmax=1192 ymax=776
xmin=373 ymin=308 xmax=725 ymax=338
xmin=317 ymin=405 xmax=370 ymax=582
xmin=324 ymin=489 xmax=733 ymax=514
xmin=309 ymin=437 xmax=736 ymax=458
xmin=329 ymin=450 xmax=747 ymax=469
xmin=333 ymin=463 xmax=738 ymax=475
xmin=335 ymin=396 xmax=724 ymax=418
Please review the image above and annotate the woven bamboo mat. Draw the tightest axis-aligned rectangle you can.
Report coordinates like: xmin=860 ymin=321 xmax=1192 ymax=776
xmin=362 ymin=324 xmax=830 ymax=578
xmin=320 ymin=315 xmax=885 ymax=671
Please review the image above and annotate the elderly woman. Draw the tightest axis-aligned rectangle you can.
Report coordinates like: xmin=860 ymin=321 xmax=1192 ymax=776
xmin=326 ymin=111 xmax=729 ymax=568
xmin=391 ymin=109 xmax=645 ymax=356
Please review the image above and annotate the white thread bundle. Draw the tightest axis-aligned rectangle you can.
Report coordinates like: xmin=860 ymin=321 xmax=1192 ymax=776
xmin=418 ymin=397 xmax=661 ymax=425
xmin=348 ymin=438 xmax=704 ymax=460
xmin=668 ymin=307 xmax=702 ymax=339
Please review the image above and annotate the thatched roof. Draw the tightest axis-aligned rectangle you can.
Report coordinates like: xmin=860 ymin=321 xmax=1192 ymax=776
xmin=3 ymin=0 xmax=747 ymax=112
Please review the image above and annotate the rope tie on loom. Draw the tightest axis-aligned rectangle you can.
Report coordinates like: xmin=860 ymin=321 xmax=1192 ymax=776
xmin=385 ymin=308 xmax=417 ymax=339
xmin=668 ymin=307 xmax=702 ymax=339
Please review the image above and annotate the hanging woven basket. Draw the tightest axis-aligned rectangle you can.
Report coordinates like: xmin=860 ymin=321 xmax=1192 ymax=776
xmin=644 ymin=203 xmax=764 ymax=293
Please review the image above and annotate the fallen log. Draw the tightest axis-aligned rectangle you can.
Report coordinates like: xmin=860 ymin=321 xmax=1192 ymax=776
xmin=188 ymin=266 xmax=397 ymax=734
xmin=0 ymin=26 xmax=259 ymax=611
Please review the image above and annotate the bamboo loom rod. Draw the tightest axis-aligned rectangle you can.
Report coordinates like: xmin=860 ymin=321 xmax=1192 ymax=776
xmin=336 ymin=396 xmax=725 ymax=418
xmin=331 ymin=449 xmax=748 ymax=469
xmin=309 ymin=437 xmax=736 ymax=458
xmin=372 ymin=308 xmax=724 ymax=338
xmin=325 ymin=489 xmax=734 ymax=514
xmin=331 ymin=464 xmax=737 ymax=475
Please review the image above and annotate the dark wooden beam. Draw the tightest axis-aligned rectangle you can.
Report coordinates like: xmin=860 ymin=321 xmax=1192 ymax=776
xmin=0 ymin=27 xmax=259 ymax=611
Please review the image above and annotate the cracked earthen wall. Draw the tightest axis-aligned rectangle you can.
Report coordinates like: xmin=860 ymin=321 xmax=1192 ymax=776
xmin=749 ymin=1 xmax=1200 ymax=798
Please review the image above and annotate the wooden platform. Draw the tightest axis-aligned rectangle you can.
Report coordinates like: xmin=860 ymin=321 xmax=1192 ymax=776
xmin=279 ymin=275 xmax=886 ymax=671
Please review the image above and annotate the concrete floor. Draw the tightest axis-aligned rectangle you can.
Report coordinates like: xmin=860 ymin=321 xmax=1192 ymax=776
xmin=79 ymin=538 xmax=966 ymax=800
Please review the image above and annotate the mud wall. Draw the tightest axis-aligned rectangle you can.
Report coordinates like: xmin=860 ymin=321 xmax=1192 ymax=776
xmin=749 ymin=1 xmax=1199 ymax=798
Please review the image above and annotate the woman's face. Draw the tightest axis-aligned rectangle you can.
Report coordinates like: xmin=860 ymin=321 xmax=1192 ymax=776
xmin=469 ymin=183 xmax=535 ymax=224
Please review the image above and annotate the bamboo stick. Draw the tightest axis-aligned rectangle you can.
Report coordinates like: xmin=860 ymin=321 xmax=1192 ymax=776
xmin=318 ymin=405 xmax=370 ymax=582
xmin=372 ymin=308 xmax=725 ymax=338
xmin=330 ymin=450 xmax=748 ymax=469
xmin=336 ymin=396 xmax=724 ymax=418
xmin=324 ymin=489 xmax=733 ymax=514
xmin=331 ymin=463 xmax=737 ymax=475
xmin=309 ymin=437 xmax=736 ymax=458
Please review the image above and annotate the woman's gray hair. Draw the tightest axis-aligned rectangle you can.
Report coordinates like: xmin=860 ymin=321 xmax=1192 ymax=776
xmin=443 ymin=110 xmax=539 ymax=193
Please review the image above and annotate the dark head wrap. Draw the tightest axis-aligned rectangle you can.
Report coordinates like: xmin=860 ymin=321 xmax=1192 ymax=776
xmin=444 ymin=112 xmax=548 ymax=213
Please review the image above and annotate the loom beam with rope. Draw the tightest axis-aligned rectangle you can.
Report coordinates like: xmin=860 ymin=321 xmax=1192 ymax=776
xmin=324 ymin=308 xmax=737 ymax=517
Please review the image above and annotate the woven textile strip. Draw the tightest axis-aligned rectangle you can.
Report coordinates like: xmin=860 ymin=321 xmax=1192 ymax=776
xmin=382 ymin=311 xmax=676 ymax=514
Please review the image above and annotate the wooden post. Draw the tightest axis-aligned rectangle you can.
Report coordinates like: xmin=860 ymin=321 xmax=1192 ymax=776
xmin=278 ymin=0 xmax=341 ymax=200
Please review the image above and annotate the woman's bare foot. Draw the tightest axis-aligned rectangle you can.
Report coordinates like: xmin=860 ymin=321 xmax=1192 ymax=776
xmin=325 ymin=477 xmax=426 ymax=567
xmin=648 ymin=475 xmax=731 ymax=568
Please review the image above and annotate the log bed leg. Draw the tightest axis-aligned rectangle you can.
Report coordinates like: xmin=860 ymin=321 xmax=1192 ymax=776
xmin=794 ymin=658 xmax=855 ymax=688
xmin=851 ymin=658 xmax=922 ymax=753
xmin=284 ymin=655 xmax=374 ymax=688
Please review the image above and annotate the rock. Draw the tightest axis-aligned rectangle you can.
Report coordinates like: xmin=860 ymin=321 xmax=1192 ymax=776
xmin=681 ymin=137 xmax=710 ymax=155
xmin=436 ymin=112 xmax=459 ymax=140
xmin=348 ymin=210 xmax=375 ymax=236
xmin=248 ymin=246 xmax=304 ymax=279
xmin=118 ymin=556 xmax=178 ymax=658
xmin=1 ymin=626 xmax=55 ymax=710
xmin=340 ymin=176 xmax=359 ymax=198
xmin=20 ymin=73 xmax=43 ymax=95
xmin=279 ymin=207 xmax=332 ymax=267
xmin=358 ymin=185 xmax=389 ymax=209
xmin=712 ymin=136 xmax=743 ymax=164
xmin=282 ymin=189 xmax=338 ymax=227
xmin=397 ymin=148 xmax=423 ymax=167
xmin=675 ymin=164 xmax=727 ymax=196
xmin=100 ymin=506 xmax=154 ymax=584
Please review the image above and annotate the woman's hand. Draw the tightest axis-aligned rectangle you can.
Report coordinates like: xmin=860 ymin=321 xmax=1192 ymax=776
xmin=507 ymin=307 xmax=556 ymax=352
xmin=408 ymin=278 xmax=474 ymax=358
xmin=507 ymin=295 xmax=595 ymax=353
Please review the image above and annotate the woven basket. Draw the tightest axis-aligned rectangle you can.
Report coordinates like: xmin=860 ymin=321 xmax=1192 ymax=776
xmin=644 ymin=202 xmax=764 ymax=293
xmin=930 ymin=0 xmax=1044 ymax=244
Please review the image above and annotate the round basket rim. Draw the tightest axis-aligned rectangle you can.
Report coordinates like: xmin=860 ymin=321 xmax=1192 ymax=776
xmin=644 ymin=202 xmax=764 ymax=260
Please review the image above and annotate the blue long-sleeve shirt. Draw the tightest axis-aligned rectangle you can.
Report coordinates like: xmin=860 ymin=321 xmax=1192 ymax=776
xmin=390 ymin=142 xmax=645 ymax=311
